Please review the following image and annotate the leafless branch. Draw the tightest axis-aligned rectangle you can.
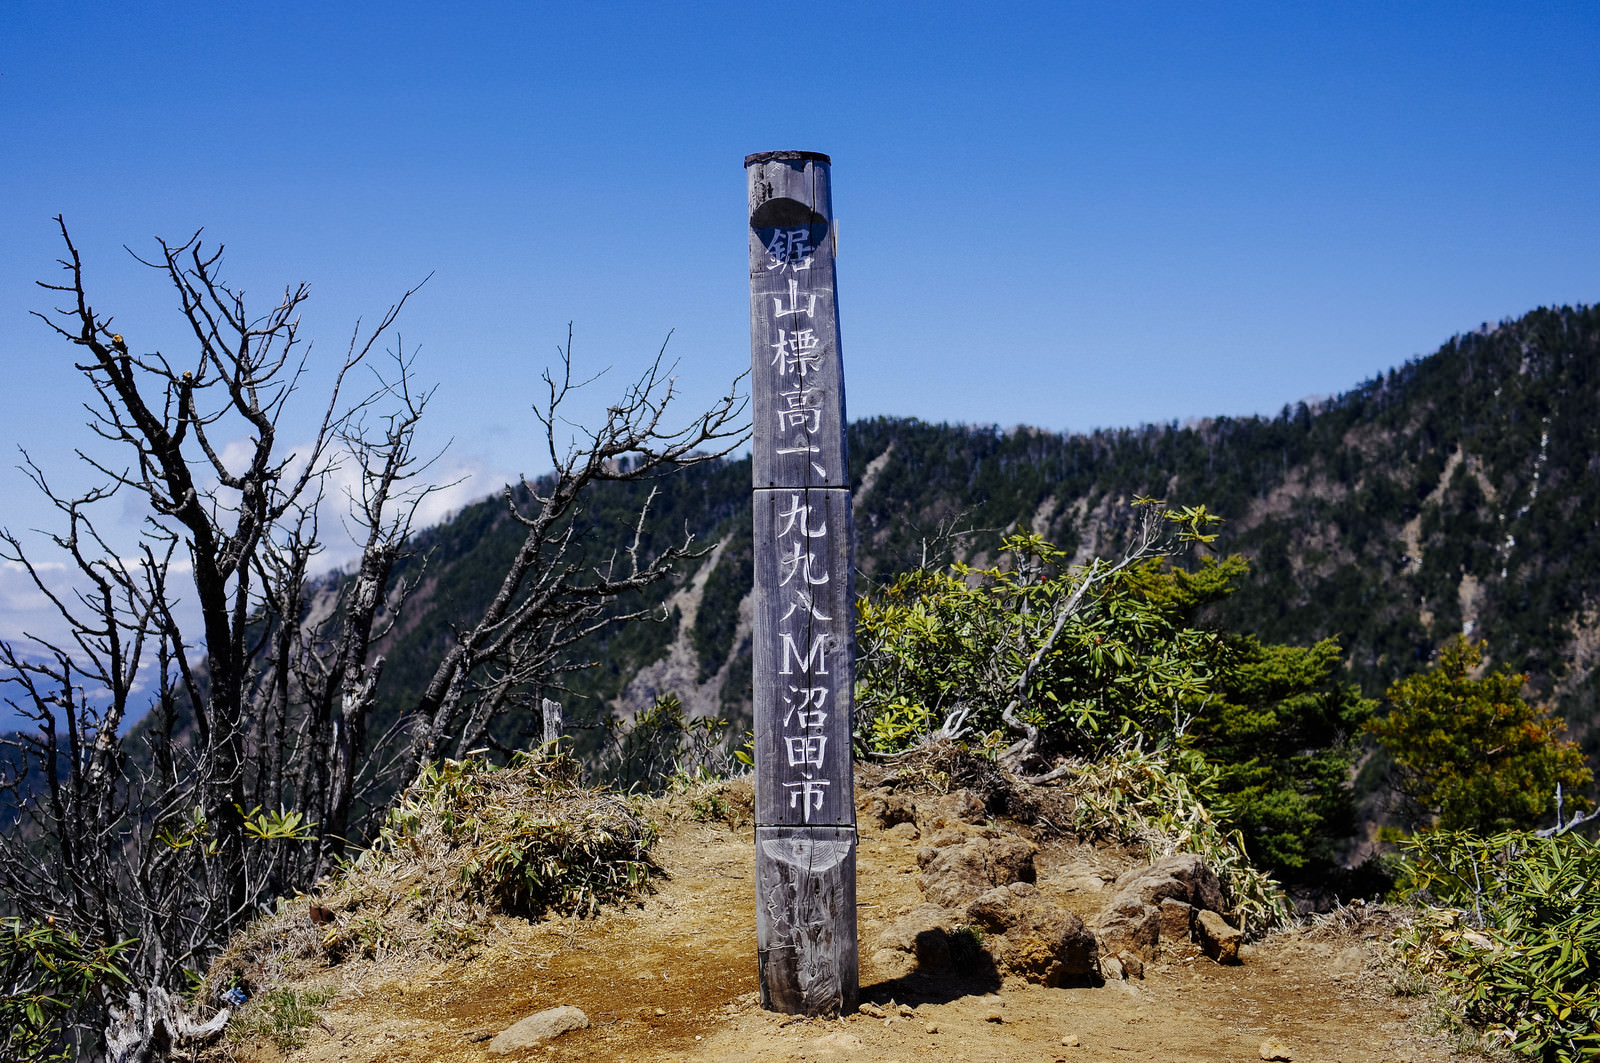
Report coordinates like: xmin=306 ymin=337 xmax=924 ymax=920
xmin=5 ymin=223 xmax=749 ymax=1058
xmin=407 ymin=328 xmax=747 ymax=766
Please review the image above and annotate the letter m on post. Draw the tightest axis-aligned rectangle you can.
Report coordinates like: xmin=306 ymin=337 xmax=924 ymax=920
xmin=778 ymin=633 xmax=828 ymax=676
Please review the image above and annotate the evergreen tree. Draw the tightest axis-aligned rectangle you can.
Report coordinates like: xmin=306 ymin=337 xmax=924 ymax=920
xmin=1367 ymin=637 xmax=1592 ymax=833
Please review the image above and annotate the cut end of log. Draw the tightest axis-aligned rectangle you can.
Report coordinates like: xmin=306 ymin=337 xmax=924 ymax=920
xmin=745 ymin=150 xmax=832 ymax=166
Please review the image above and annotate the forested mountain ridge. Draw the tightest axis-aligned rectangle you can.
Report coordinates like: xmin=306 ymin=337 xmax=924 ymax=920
xmin=368 ymin=303 xmax=1600 ymax=768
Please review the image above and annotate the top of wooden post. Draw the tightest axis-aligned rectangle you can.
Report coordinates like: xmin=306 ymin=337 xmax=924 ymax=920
xmin=745 ymin=150 xmax=832 ymax=166
xmin=745 ymin=149 xmax=843 ymax=489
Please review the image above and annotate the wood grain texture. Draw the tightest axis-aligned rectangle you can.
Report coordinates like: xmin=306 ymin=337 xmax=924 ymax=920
xmin=749 ymin=271 xmax=848 ymax=490
xmin=748 ymin=151 xmax=859 ymax=1015
xmin=755 ymin=825 xmax=859 ymax=1016
xmin=541 ymin=698 xmax=562 ymax=745
xmin=748 ymin=153 xmax=848 ymax=491
xmin=751 ymin=487 xmax=856 ymax=827
xmin=747 ymin=154 xmax=833 ymax=271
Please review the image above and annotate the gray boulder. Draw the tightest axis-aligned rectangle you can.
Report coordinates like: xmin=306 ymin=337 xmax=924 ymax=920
xmin=488 ymin=1005 xmax=589 ymax=1055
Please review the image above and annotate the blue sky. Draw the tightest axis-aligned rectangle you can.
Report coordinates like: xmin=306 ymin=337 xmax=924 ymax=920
xmin=2 ymin=2 xmax=1597 ymax=576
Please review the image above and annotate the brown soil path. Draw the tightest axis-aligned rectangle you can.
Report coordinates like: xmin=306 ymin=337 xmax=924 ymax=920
xmin=253 ymin=813 xmax=1467 ymax=1063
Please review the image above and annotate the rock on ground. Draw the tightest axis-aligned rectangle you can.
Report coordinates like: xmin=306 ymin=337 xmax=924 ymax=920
xmin=963 ymin=882 xmax=1098 ymax=985
xmin=917 ymin=835 xmax=1036 ymax=908
xmin=932 ymin=789 xmax=988 ymax=826
xmin=1096 ymin=854 xmax=1231 ymax=962
xmin=865 ymin=793 xmax=917 ymax=828
xmin=1260 ymin=1038 xmax=1294 ymax=1060
xmin=488 ymin=1005 xmax=589 ymax=1055
xmin=1197 ymin=909 xmax=1243 ymax=964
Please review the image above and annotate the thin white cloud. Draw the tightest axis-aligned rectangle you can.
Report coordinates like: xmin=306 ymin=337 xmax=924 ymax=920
xmin=0 ymin=559 xmax=68 ymax=644
xmin=0 ymin=427 xmax=505 ymax=734
xmin=309 ymin=442 xmax=509 ymax=573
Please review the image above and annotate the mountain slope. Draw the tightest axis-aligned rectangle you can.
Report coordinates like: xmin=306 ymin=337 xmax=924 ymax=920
xmin=843 ymin=305 xmax=1600 ymax=755
xmin=367 ymin=304 xmax=1600 ymax=772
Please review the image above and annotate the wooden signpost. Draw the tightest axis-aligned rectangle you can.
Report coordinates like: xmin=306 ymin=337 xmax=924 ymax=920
xmin=745 ymin=150 xmax=859 ymax=1016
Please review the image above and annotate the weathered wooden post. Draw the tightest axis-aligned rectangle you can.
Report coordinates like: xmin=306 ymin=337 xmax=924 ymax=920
xmin=541 ymin=698 xmax=562 ymax=747
xmin=745 ymin=150 xmax=859 ymax=1016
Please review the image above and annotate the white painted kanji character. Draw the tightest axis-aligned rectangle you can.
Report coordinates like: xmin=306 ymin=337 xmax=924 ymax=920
xmin=778 ymin=542 xmax=830 ymax=587
xmin=783 ymin=686 xmax=829 ymax=729
xmin=780 ymin=385 xmax=824 ymax=412
xmin=785 ymin=735 xmax=827 ymax=772
xmin=776 ymin=494 xmax=827 ymax=538
xmin=770 ymin=328 xmax=822 ymax=377
xmin=773 ymin=278 xmax=818 ymax=319
xmin=780 ymin=587 xmax=831 ymax=623
xmin=777 ymin=406 xmax=819 ymax=435
xmin=781 ymin=407 xmax=822 ymax=433
xmin=784 ymin=779 xmax=830 ymax=822
xmin=778 ymin=385 xmax=826 ymax=438
xmin=764 ymin=227 xmax=814 ymax=272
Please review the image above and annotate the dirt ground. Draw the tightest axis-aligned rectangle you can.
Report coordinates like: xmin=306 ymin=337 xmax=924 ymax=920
xmin=239 ymin=802 xmax=1468 ymax=1063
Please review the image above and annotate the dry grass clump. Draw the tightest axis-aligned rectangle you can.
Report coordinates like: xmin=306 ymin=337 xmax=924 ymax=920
xmin=862 ymin=739 xmax=1029 ymax=815
xmin=205 ymin=751 xmax=659 ymax=999
xmin=1298 ymin=899 xmax=1413 ymax=942
xmin=221 ymin=986 xmax=337 ymax=1054
xmin=360 ymin=751 xmax=657 ymax=919
xmin=656 ymin=770 xmax=756 ymax=829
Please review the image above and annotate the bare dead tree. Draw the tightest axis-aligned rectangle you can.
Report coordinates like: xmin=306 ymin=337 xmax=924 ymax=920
xmin=0 ymin=464 xmax=164 ymax=955
xmin=0 ymin=220 xmax=749 ymax=1058
xmin=31 ymin=218 xmax=418 ymax=920
xmin=407 ymin=328 xmax=749 ymax=767
xmin=292 ymin=351 xmax=450 ymax=872
xmin=0 ymin=219 xmax=423 ymax=1050
xmin=1537 ymin=781 xmax=1600 ymax=838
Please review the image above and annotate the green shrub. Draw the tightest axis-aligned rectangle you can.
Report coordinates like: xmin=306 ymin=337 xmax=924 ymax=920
xmin=855 ymin=524 xmax=1372 ymax=877
xmin=1061 ymin=746 xmax=1293 ymax=937
xmin=599 ymin=693 xmax=739 ymax=792
xmin=459 ymin=809 xmax=656 ymax=917
xmin=1397 ymin=830 xmax=1600 ymax=1061
xmin=1368 ymin=637 xmax=1592 ymax=833
xmin=1183 ymin=632 xmax=1375 ymax=873
xmin=855 ymin=529 xmax=1220 ymax=760
xmin=947 ymin=924 xmax=987 ymax=970
xmin=1 ymin=918 xmax=132 ymax=1062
